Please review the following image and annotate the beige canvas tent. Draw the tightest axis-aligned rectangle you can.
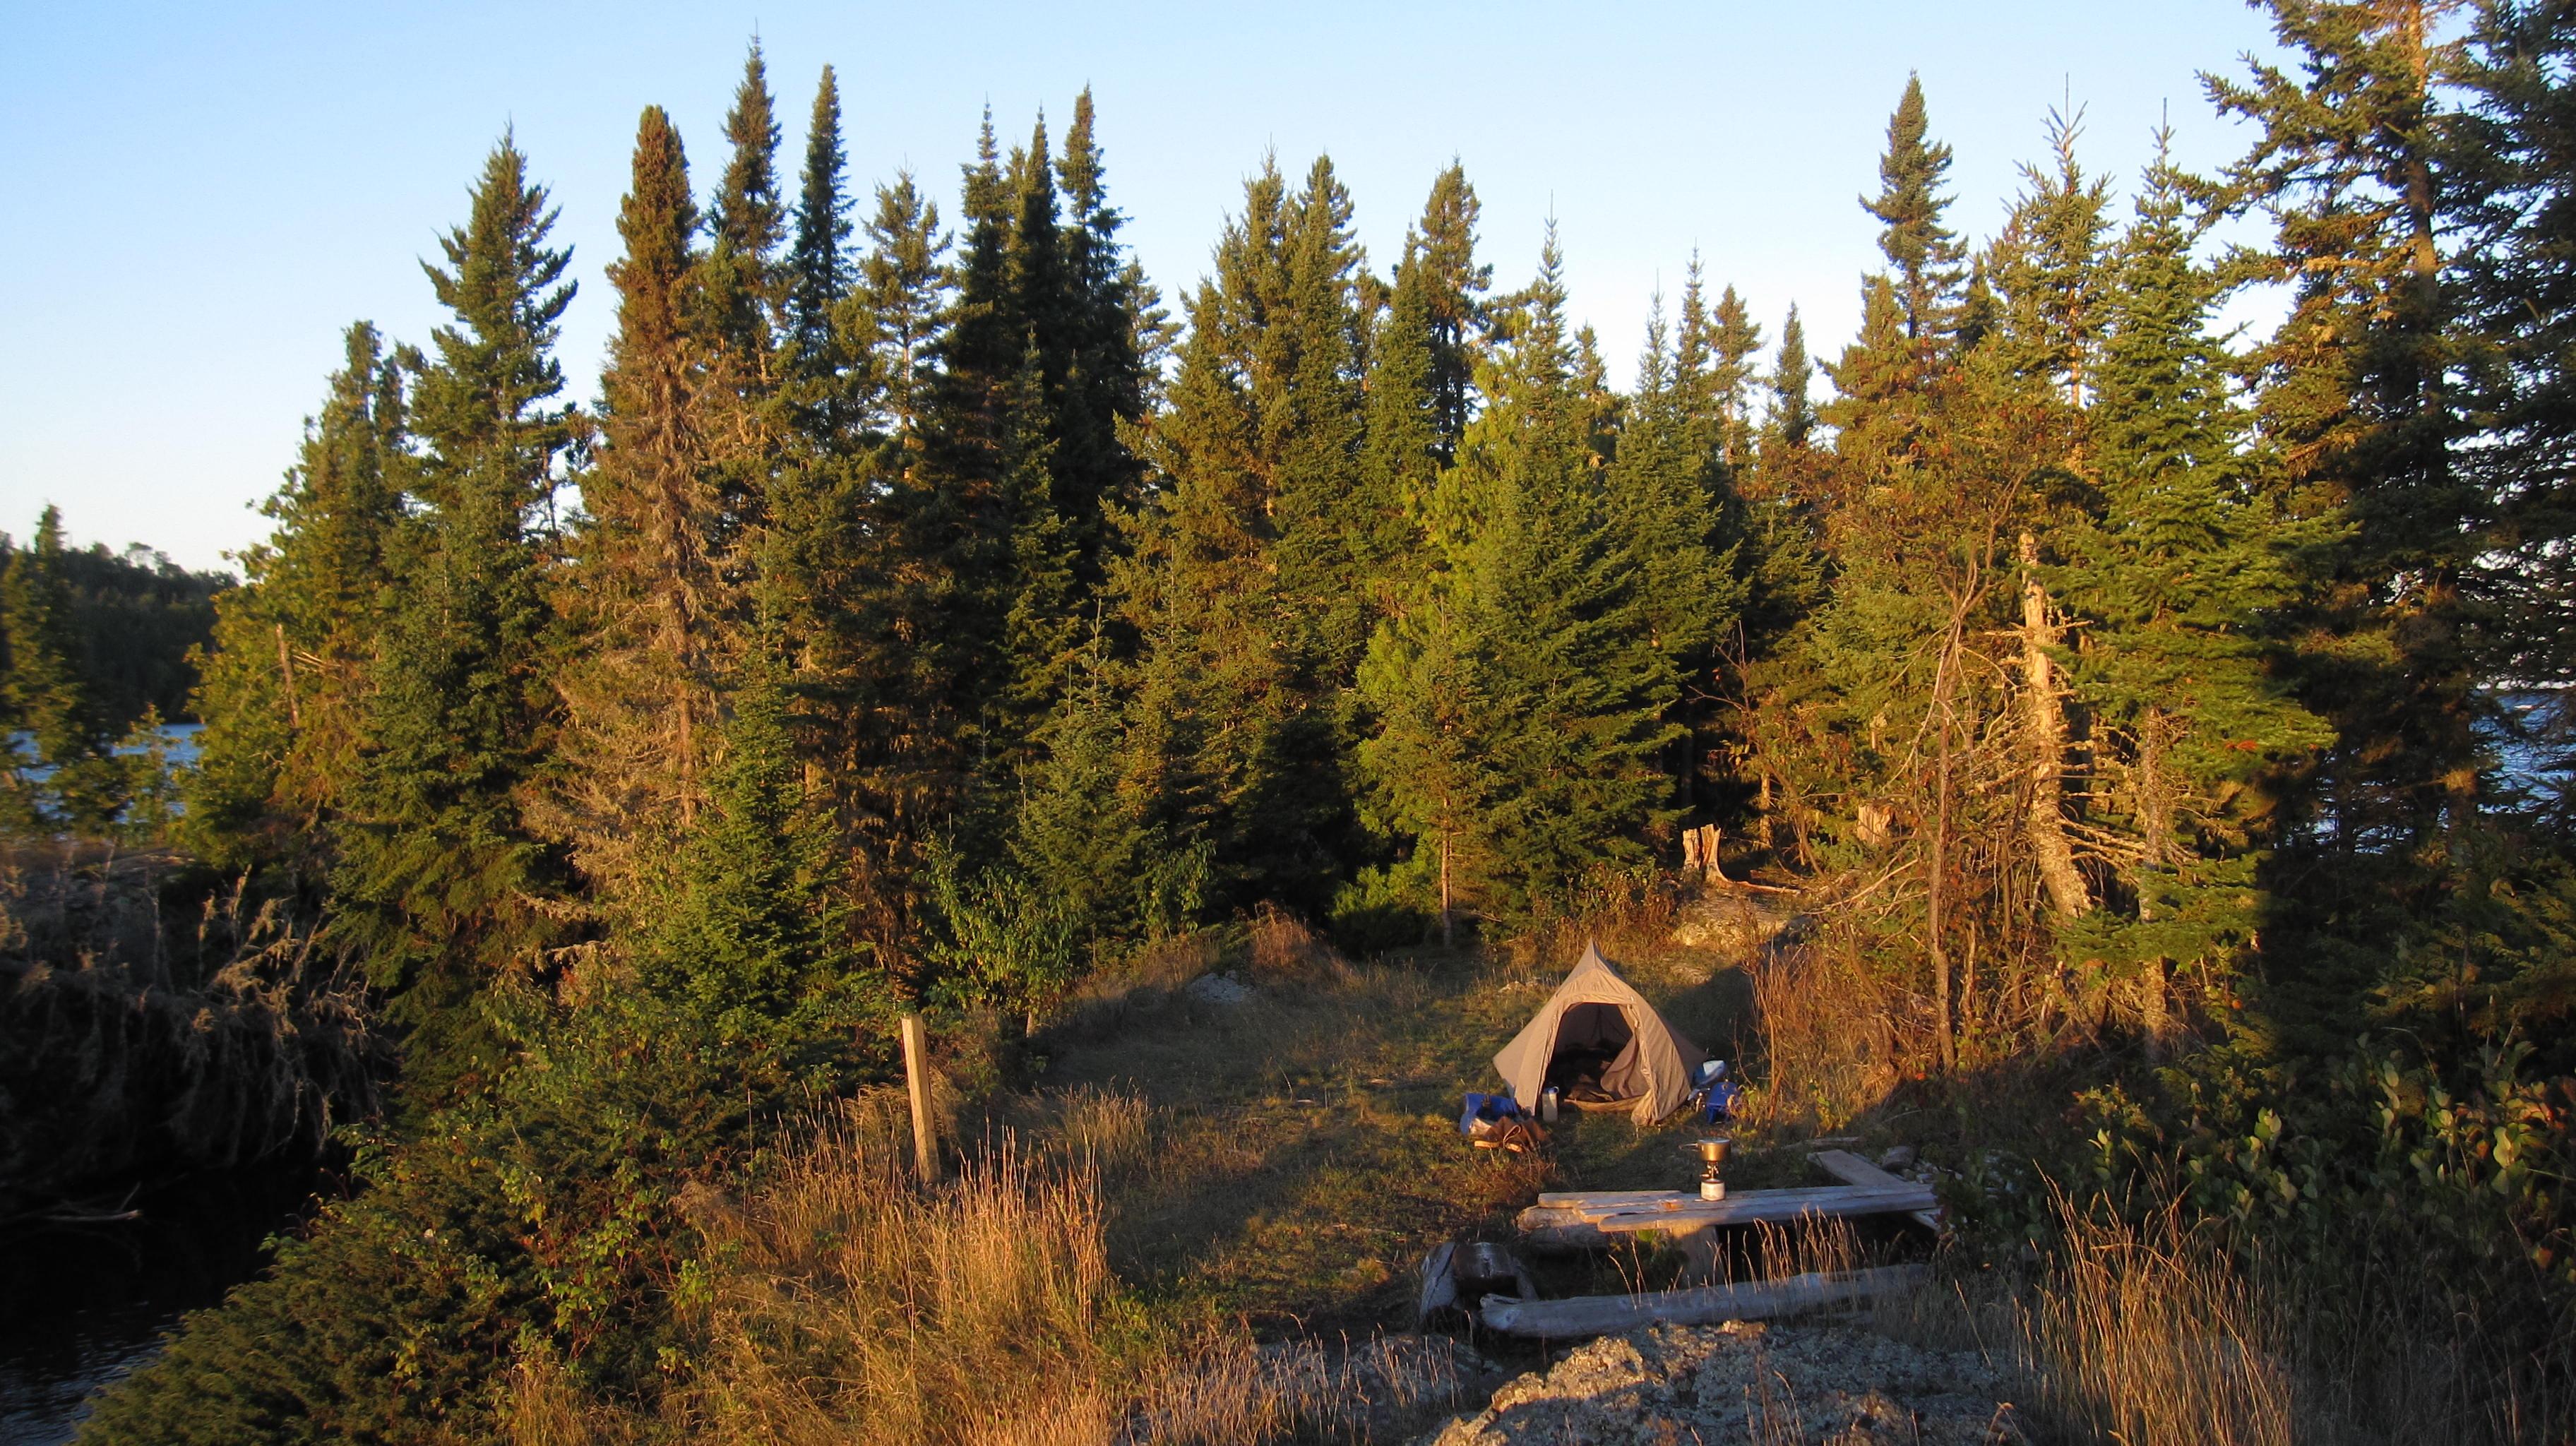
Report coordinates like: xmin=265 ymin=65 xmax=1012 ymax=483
xmin=1493 ymin=940 xmax=1707 ymax=1124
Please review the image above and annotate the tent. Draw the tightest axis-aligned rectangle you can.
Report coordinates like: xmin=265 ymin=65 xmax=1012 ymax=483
xmin=1492 ymin=940 xmax=1707 ymax=1124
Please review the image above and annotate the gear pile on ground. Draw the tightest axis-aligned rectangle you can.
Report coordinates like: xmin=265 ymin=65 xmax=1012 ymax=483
xmin=1421 ymin=1320 xmax=2028 ymax=1445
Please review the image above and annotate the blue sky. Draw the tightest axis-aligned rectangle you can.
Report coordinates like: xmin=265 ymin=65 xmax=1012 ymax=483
xmin=0 ymin=1 xmax=2286 ymax=573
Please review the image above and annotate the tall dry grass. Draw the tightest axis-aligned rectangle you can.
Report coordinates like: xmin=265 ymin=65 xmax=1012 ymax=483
xmin=2000 ymin=1196 xmax=2546 ymax=1446
xmin=670 ymin=1096 xmax=1119 ymax=1446
xmin=511 ymin=1095 xmax=1477 ymax=1446
xmin=1743 ymin=943 xmax=1898 ymax=1131
xmin=2016 ymin=1203 xmax=2298 ymax=1445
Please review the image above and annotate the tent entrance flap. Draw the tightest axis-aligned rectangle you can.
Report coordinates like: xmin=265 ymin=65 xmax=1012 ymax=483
xmin=1492 ymin=941 xmax=1708 ymax=1125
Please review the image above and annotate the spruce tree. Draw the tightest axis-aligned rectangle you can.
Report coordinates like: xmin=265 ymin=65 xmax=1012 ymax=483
xmin=706 ymin=42 xmax=785 ymax=373
xmin=1864 ymin=74 xmax=1969 ymax=364
xmin=636 ymin=647 xmax=861 ymax=1047
xmin=1053 ymin=88 xmax=1152 ymax=592
xmin=1414 ymin=162 xmax=1493 ymax=462
xmin=1363 ymin=229 xmax=1681 ymax=920
xmin=858 ymin=171 xmax=947 ymax=434
xmin=330 ymin=136 xmax=576 ymax=1087
xmin=1825 ymin=80 xmax=1970 ymax=481
xmin=786 ymin=66 xmax=854 ymax=402
xmin=1991 ymin=104 xmax=2113 ymax=407
xmin=2061 ymin=129 xmax=2334 ymax=1025
xmin=2455 ymin=1 xmax=2576 ymax=707
xmin=1361 ymin=239 xmax=1442 ymax=594
xmin=1270 ymin=154 xmax=1378 ymax=675
xmin=185 ymin=322 xmax=408 ymax=868
xmin=1769 ymin=306 xmax=1816 ymax=452
xmin=2211 ymin=0 xmax=2476 ymax=868
xmin=547 ymin=106 xmax=729 ymax=907
xmin=3 ymin=507 xmax=119 ymax=832
xmin=1114 ymin=156 xmax=1360 ymax=914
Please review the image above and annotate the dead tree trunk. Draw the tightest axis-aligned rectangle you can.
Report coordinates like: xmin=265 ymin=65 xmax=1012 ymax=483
xmin=2019 ymin=532 xmax=2089 ymax=919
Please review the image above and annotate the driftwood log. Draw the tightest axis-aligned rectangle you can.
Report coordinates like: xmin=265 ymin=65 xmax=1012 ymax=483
xmin=1477 ymin=1264 xmax=1931 ymax=1338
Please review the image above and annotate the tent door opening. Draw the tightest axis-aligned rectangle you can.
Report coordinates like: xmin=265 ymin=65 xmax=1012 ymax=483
xmin=1544 ymin=1002 xmax=1640 ymax=1104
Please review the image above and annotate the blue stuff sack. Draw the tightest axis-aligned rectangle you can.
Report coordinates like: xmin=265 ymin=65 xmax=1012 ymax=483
xmin=1458 ymin=1091 xmax=1523 ymax=1136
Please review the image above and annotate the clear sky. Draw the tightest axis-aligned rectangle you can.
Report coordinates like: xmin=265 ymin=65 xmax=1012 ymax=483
xmin=0 ymin=1 xmax=2287 ymax=573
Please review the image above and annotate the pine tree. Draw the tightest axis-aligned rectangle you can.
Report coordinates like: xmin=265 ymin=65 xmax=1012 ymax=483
xmin=330 ymin=136 xmax=576 ymax=1087
xmin=185 ymin=323 xmax=408 ymax=868
xmin=3 ymin=506 xmax=119 ymax=832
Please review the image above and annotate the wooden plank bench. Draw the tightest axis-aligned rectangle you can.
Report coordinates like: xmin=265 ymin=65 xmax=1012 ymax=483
xmin=1517 ymin=1149 xmax=1942 ymax=1249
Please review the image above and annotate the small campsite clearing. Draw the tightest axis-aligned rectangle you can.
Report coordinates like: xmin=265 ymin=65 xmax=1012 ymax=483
xmin=1015 ymin=915 xmax=1818 ymax=1335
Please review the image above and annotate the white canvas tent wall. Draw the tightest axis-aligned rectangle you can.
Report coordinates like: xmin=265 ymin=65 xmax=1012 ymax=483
xmin=1493 ymin=941 xmax=1707 ymax=1124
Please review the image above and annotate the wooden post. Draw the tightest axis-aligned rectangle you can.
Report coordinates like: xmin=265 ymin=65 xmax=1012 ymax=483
xmin=900 ymin=1013 xmax=938 ymax=1179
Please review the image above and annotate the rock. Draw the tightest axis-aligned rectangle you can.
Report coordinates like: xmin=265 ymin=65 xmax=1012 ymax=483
xmin=1670 ymin=894 xmax=1796 ymax=955
xmin=1878 ymin=1145 xmax=1917 ymax=1171
xmin=1419 ymin=1320 xmax=2026 ymax=1445
xmin=1183 ymin=972 xmax=1256 ymax=1005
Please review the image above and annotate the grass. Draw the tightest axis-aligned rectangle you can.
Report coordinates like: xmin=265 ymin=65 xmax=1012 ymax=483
xmin=513 ymin=896 xmax=2564 ymax=1443
xmin=508 ymin=1092 xmax=1490 ymax=1445
xmin=1025 ymin=912 xmax=1768 ymax=1332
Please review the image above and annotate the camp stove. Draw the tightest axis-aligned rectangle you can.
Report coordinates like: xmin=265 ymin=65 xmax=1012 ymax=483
xmin=1682 ymin=1135 xmax=1733 ymax=1200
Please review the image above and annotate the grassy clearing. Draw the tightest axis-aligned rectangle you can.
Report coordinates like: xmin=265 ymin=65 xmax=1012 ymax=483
xmin=1022 ymin=912 xmax=1777 ymax=1332
xmin=500 ymin=898 xmax=2561 ymax=1443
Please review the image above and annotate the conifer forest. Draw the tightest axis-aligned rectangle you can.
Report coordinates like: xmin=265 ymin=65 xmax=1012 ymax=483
xmin=9 ymin=3 xmax=2576 ymax=1442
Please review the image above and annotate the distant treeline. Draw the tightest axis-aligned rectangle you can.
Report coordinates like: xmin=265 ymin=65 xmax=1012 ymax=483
xmin=1 ymin=522 xmax=229 ymax=729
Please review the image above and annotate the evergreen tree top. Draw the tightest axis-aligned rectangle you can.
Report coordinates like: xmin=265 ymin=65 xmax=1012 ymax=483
xmin=1060 ymin=88 xmax=1115 ymax=229
xmin=1862 ymin=73 xmax=1967 ymax=342
xmin=415 ymin=133 xmax=574 ymax=468
xmin=1770 ymin=304 xmax=1815 ymax=450
xmin=712 ymin=41 xmax=784 ymax=264
xmin=790 ymin=66 xmax=854 ymax=354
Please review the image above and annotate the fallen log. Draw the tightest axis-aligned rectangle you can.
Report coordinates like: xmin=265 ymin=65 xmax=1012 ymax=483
xmin=1477 ymin=1264 xmax=1931 ymax=1339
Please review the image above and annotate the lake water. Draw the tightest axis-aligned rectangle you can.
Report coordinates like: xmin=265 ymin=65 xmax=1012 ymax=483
xmin=0 ymin=1167 xmax=320 ymax=1445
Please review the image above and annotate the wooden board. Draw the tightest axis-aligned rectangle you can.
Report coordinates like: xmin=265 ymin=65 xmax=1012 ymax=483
xmin=1534 ymin=1188 xmax=1698 ymax=1209
xmin=1518 ymin=1181 xmax=1937 ymax=1249
xmin=1810 ymin=1149 xmax=1941 ymax=1232
xmin=1477 ymin=1264 xmax=1931 ymax=1338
